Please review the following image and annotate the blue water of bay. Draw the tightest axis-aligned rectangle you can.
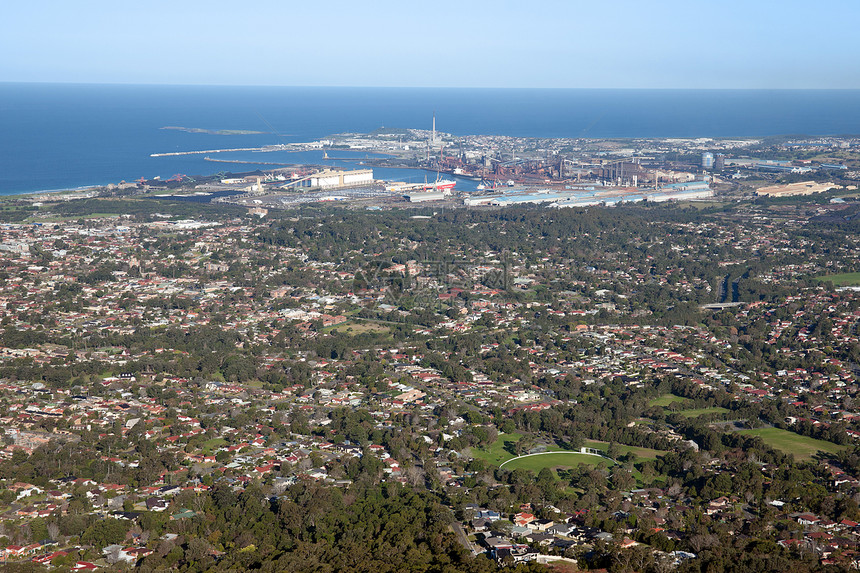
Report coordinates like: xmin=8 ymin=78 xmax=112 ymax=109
xmin=1 ymin=83 xmax=859 ymax=195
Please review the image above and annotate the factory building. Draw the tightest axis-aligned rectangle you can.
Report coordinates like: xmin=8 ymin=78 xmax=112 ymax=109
xmin=406 ymin=191 xmax=446 ymax=203
xmin=650 ymin=179 xmax=713 ymax=201
xmin=658 ymin=179 xmax=711 ymax=192
xmin=551 ymin=197 xmax=605 ymax=208
xmin=597 ymin=160 xmax=649 ymax=185
xmin=473 ymin=180 xmax=715 ymax=209
xmin=309 ymin=169 xmax=374 ymax=189
xmin=646 ymin=188 xmax=713 ymax=202
xmin=464 ymin=196 xmax=495 ymax=206
xmin=754 ymin=163 xmax=812 ymax=174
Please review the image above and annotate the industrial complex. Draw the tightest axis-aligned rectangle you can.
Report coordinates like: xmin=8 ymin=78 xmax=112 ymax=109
xmin=212 ymin=165 xmax=715 ymax=210
xmin=131 ymin=120 xmax=860 ymax=211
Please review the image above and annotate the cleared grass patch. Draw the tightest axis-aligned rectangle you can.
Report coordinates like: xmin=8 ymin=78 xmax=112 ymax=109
xmin=583 ymin=440 xmax=665 ymax=461
xmin=676 ymin=407 xmax=731 ymax=418
xmin=682 ymin=201 xmax=732 ymax=210
xmin=817 ymin=272 xmax=860 ymax=287
xmin=649 ymin=394 xmax=692 ymax=408
xmin=738 ymin=427 xmax=847 ymax=461
xmin=501 ymin=451 xmax=612 ymax=473
xmin=471 ymin=432 xmax=523 ymax=466
xmin=330 ymin=321 xmax=390 ymax=335
xmin=475 ymin=434 xmax=666 ymax=474
xmin=201 ymin=438 xmax=228 ymax=455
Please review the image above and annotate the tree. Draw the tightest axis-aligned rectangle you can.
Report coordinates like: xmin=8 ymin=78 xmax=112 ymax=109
xmin=184 ymin=537 xmax=212 ymax=562
xmin=607 ymin=441 xmax=620 ymax=460
xmin=491 ymin=519 xmax=514 ymax=536
xmin=536 ymin=467 xmax=556 ymax=493
xmin=80 ymin=518 xmax=130 ymax=547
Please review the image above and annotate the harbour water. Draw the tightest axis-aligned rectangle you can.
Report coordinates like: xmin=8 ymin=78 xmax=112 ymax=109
xmin=2 ymin=83 xmax=860 ymax=195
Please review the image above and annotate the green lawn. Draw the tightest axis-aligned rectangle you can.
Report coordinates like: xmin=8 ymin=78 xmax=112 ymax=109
xmin=328 ymin=321 xmax=390 ymax=335
xmin=471 ymin=432 xmax=523 ymax=466
xmin=816 ymin=272 xmax=860 ymax=286
xmin=738 ymin=427 xmax=847 ymax=461
xmin=201 ymin=438 xmax=228 ymax=455
xmin=676 ymin=407 xmax=731 ymax=418
xmin=500 ymin=451 xmax=612 ymax=472
xmin=683 ymin=201 xmax=732 ymax=210
xmin=648 ymin=395 xmax=729 ymax=418
xmin=583 ymin=440 xmax=666 ymax=461
xmin=649 ymin=394 xmax=692 ymax=408
xmin=473 ymin=433 xmax=667 ymax=468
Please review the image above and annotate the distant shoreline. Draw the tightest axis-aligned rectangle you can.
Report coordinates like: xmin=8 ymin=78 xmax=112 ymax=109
xmin=4 ymin=83 xmax=860 ymax=195
xmin=160 ymin=126 xmax=267 ymax=136
xmin=0 ymin=185 xmax=105 ymax=200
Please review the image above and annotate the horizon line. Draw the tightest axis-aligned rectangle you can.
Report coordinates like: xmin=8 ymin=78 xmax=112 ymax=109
xmin=2 ymin=80 xmax=860 ymax=91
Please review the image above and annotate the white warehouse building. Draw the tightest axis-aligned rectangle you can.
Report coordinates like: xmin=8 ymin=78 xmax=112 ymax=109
xmin=309 ymin=169 xmax=374 ymax=189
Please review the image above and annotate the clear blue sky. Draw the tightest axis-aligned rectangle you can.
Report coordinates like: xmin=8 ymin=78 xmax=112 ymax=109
xmin=4 ymin=0 xmax=858 ymax=88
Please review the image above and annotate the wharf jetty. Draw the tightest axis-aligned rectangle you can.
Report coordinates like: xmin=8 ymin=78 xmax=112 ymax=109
xmin=151 ymin=143 xmax=323 ymax=158
xmin=151 ymin=146 xmax=277 ymax=157
xmin=203 ymin=157 xmax=297 ymax=166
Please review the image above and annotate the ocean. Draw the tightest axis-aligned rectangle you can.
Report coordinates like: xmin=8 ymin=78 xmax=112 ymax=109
xmin=2 ymin=83 xmax=860 ymax=196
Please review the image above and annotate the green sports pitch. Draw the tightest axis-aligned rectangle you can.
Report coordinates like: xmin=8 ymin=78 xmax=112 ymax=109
xmin=816 ymin=272 xmax=860 ymax=286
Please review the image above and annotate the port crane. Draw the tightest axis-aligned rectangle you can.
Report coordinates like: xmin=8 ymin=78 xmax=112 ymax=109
xmin=167 ymin=174 xmax=195 ymax=183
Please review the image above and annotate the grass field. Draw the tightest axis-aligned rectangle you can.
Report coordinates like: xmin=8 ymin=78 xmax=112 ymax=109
xmin=676 ymin=407 xmax=731 ymax=418
xmin=328 ymin=321 xmax=390 ymax=335
xmin=474 ymin=433 xmax=667 ymax=468
xmin=500 ymin=452 xmax=612 ymax=472
xmin=683 ymin=201 xmax=732 ymax=210
xmin=583 ymin=440 xmax=666 ymax=460
xmin=816 ymin=272 xmax=860 ymax=286
xmin=648 ymin=395 xmax=729 ymax=419
xmin=738 ymin=427 xmax=847 ymax=461
xmin=649 ymin=394 xmax=692 ymax=408
xmin=201 ymin=438 xmax=228 ymax=455
xmin=471 ymin=432 xmax=523 ymax=466
xmin=473 ymin=430 xmax=670 ymax=487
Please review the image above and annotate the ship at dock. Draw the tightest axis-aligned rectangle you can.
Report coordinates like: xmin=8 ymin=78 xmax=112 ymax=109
xmin=385 ymin=177 xmax=456 ymax=194
xmin=422 ymin=178 xmax=456 ymax=192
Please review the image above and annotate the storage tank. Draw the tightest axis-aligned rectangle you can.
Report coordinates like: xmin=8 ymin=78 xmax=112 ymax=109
xmin=702 ymin=152 xmax=715 ymax=169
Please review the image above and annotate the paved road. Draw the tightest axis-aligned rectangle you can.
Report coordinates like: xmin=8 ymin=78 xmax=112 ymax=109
xmin=447 ymin=510 xmax=478 ymax=556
